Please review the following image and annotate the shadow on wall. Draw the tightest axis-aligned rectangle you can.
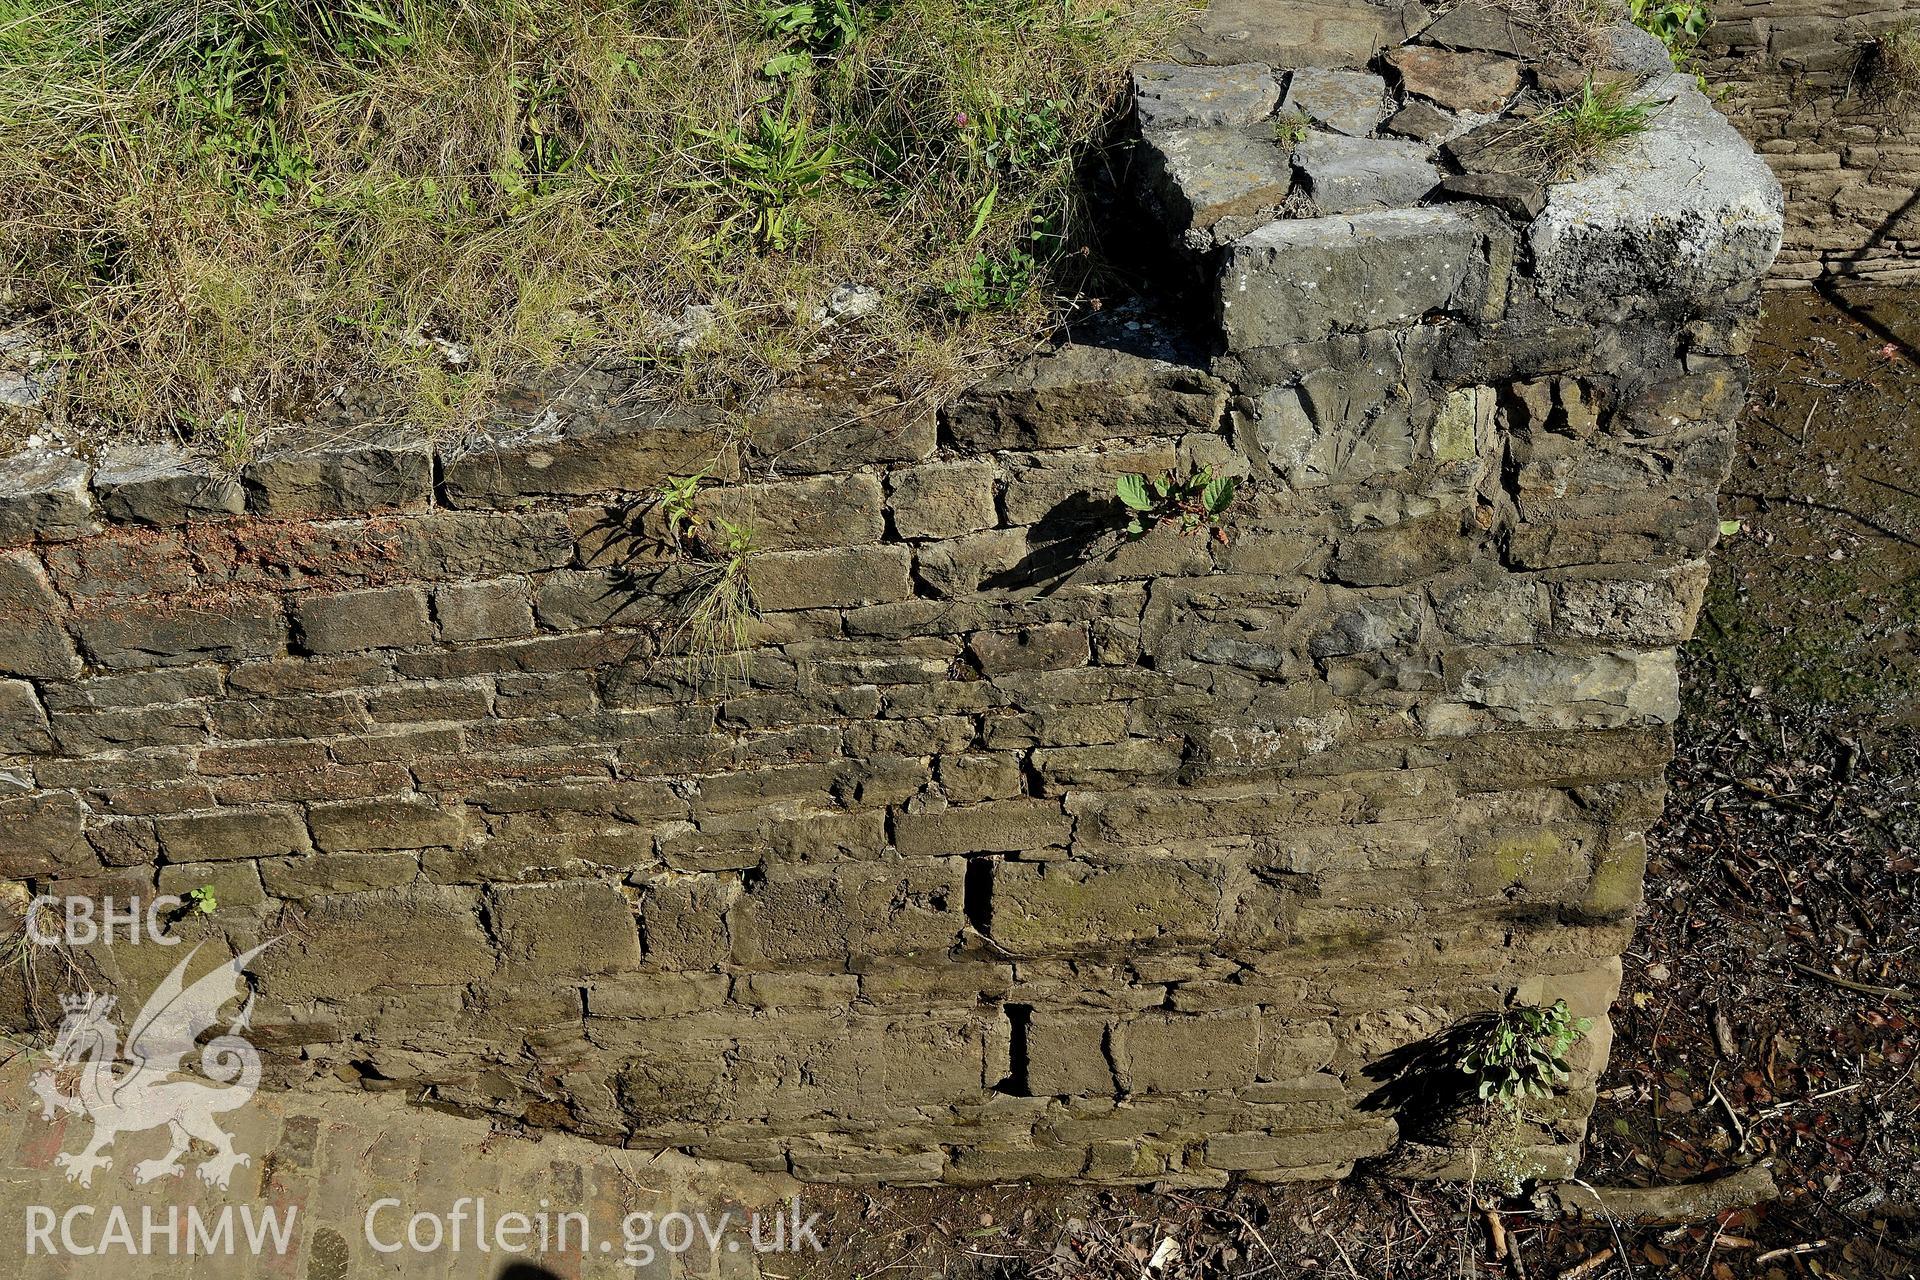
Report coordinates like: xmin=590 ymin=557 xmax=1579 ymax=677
xmin=1357 ymin=1015 xmax=1493 ymax=1122
xmin=1817 ymin=184 xmax=1920 ymax=362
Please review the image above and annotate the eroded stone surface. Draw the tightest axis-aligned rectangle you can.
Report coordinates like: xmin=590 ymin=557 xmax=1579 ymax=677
xmin=1138 ymin=122 xmax=1295 ymax=238
xmin=1219 ymin=207 xmax=1479 ymax=348
xmin=1280 ymin=68 xmax=1391 ymax=135
xmin=1132 ymin=61 xmax=1283 ymax=126
xmin=1296 ymin=131 xmax=1442 ymax=212
xmin=1531 ymin=73 xmax=1786 ymax=315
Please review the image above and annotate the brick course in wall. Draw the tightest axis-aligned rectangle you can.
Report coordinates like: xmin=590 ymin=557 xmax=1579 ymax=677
xmin=0 ymin=2 xmax=1783 ymax=1186
xmin=1703 ymin=0 xmax=1920 ymax=284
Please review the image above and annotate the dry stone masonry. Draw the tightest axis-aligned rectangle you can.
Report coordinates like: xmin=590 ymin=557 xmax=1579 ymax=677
xmin=1703 ymin=0 xmax=1920 ymax=284
xmin=0 ymin=1 xmax=1781 ymax=1186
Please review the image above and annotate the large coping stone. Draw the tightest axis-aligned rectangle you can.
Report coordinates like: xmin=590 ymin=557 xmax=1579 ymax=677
xmin=1529 ymin=73 xmax=1785 ymax=315
xmin=244 ymin=426 xmax=432 ymax=516
xmin=1218 ymin=207 xmax=1480 ymax=349
xmin=1132 ymin=62 xmax=1282 ymax=127
xmin=1296 ymin=132 xmax=1442 ymax=212
xmin=441 ymin=406 xmax=737 ymax=506
xmin=1280 ymin=69 xmax=1390 ymax=137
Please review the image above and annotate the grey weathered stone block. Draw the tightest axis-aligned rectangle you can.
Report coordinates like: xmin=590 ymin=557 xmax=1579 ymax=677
xmin=0 ymin=453 xmax=96 ymax=544
xmin=1173 ymin=0 xmax=1426 ymax=69
xmin=251 ymin=885 xmax=493 ymax=1001
xmin=244 ymin=429 xmax=432 ymax=516
xmin=310 ymin=796 xmax=468 ymax=852
xmin=293 ymin=586 xmax=433 ymax=653
xmin=432 ymin=577 xmax=535 ymax=642
xmin=1530 ymin=74 xmax=1785 ymax=315
xmin=943 ymin=343 xmax=1226 ymax=452
xmin=94 ymin=444 xmax=243 ymax=524
xmin=75 ymin=599 xmax=285 ymax=669
xmin=1131 ymin=62 xmax=1282 ymax=127
xmin=889 ymin=460 xmax=999 ymax=540
xmin=1280 ymin=69 xmax=1389 ymax=136
xmin=493 ymin=880 xmax=642 ymax=976
xmin=0 ymin=551 xmax=77 ymax=677
xmin=1219 ymin=208 xmax=1479 ymax=348
xmin=988 ymin=859 xmax=1222 ymax=954
xmin=1138 ymin=122 xmax=1296 ymax=238
xmin=155 ymin=806 xmax=311 ymax=861
xmin=1296 ymin=132 xmax=1442 ymax=213
xmin=698 ymin=472 xmax=885 ymax=550
xmin=440 ymin=407 xmax=736 ymax=507
xmin=746 ymin=545 xmax=914 ymax=611
xmin=1121 ymin=1010 xmax=1259 ymax=1093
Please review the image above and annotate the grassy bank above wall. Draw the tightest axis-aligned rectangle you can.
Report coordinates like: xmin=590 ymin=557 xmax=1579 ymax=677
xmin=0 ymin=0 xmax=1183 ymax=456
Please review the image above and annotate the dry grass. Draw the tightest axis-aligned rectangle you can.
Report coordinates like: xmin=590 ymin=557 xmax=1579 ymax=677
xmin=0 ymin=0 xmax=1186 ymax=455
xmin=1867 ymin=19 xmax=1920 ymax=115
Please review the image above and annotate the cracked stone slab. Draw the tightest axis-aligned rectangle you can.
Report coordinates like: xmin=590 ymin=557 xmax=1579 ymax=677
xmin=1218 ymin=206 xmax=1481 ymax=348
xmin=1530 ymin=73 xmax=1785 ymax=315
xmin=1280 ymin=68 xmax=1390 ymax=136
xmin=1386 ymin=45 xmax=1524 ymax=115
xmin=1138 ymin=122 xmax=1294 ymax=237
xmin=1297 ymin=132 xmax=1442 ymax=213
xmin=1132 ymin=62 xmax=1282 ymax=127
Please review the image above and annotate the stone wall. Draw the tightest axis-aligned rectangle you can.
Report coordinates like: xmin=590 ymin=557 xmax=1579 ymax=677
xmin=0 ymin=3 xmax=1781 ymax=1186
xmin=1702 ymin=0 xmax=1920 ymax=284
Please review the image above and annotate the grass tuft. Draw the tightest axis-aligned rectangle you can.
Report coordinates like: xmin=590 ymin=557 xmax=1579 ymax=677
xmin=1867 ymin=20 xmax=1920 ymax=115
xmin=0 ymin=0 xmax=1187 ymax=454
xmin=1532 ymin=75 xmax=1661 ymax=176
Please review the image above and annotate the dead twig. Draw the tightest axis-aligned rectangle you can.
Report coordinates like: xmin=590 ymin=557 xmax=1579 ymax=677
xmin=1789 ymin=959 xmax=1920 ymax=1002
xmin=1555 ymin=1247 xmax=1614 ymax=1280
xmin=1754 ymin=1240 xmax=1831 ymax=1265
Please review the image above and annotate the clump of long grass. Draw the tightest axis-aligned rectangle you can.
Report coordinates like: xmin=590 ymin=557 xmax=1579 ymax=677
xmin=1532 ymin=75 xmax=1661 ymax=177
xmin=0 ymin=0 xmax=1185 ymax=453
xmin=1867 ymin=19 xmax=1920 ymax=115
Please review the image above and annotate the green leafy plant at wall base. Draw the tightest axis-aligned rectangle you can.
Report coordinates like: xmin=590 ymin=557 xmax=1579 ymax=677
xmin=1115 ymin=468 xmax=1238 ymax=543
xmin=183 ymin=885 xmax=218 ymax=916
xmin=1457 ymin=999 xmax=1592 ymax=1109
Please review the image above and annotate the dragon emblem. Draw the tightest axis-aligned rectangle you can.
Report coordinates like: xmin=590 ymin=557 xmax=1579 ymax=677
xmin=30 ymin=940 xmax=275 ymax=1190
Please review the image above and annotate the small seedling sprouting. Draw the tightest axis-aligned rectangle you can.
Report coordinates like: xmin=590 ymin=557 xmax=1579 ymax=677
xmin=657 ymin=472 xmax=707 ymax=551
xmin=1115 ymin=467 xmax=1238 ymax=543
xmin=182 ymin=885 xmax=218 ymax=916
xmin=1273 ymin=110 xmax=1310 ymax=148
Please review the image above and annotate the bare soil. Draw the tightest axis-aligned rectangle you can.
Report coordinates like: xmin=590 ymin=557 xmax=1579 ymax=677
xmin=785 ymin=288 xmax=1920 ymax=1280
